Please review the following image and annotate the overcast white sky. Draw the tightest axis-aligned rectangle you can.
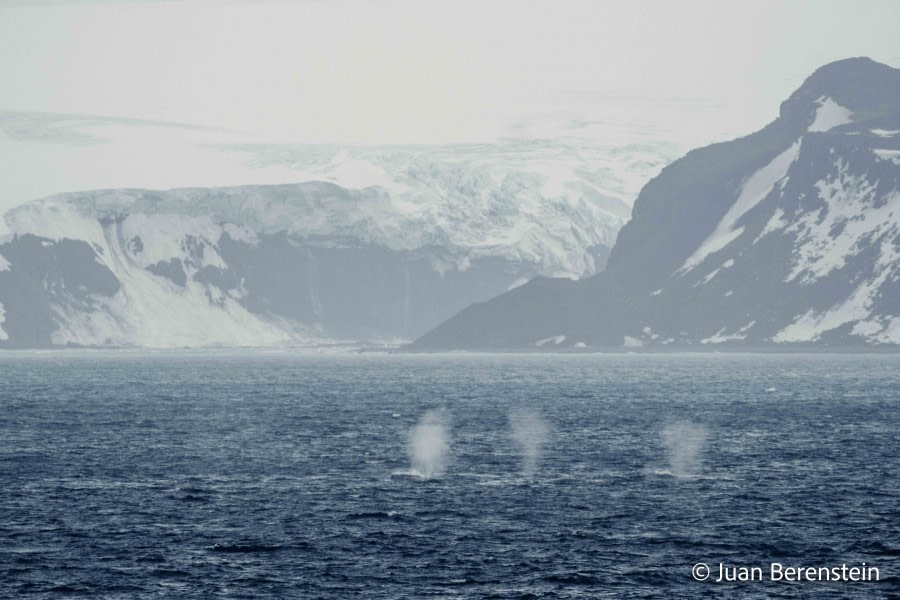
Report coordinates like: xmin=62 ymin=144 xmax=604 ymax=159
xmin=2 ymin=0 xmax=898 ymax=143
xmin=0 ymin=0 xmax=898 ymax=218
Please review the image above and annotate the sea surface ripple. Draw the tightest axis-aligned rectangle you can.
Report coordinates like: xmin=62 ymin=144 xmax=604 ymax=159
xmin=1 ymin=352 xmax=898 ymax=598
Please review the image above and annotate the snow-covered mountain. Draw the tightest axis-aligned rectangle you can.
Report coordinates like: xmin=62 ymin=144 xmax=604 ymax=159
xmin=412 ymin=57 xmax=900 ymax=350
xmin=0 ymin=139 xmax=660 ymax=348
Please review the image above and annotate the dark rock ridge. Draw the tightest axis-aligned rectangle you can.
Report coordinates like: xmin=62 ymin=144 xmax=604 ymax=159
xmin=411 ymin=58 xmax=900 ymax=350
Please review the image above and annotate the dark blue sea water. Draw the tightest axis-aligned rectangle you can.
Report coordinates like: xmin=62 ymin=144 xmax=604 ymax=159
xmin=1 ymin=352 xmax=898 ymax=598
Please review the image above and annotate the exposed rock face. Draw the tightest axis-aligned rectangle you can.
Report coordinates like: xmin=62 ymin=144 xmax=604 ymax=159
xmin=412 ymin=58 xmax=900 ymax=350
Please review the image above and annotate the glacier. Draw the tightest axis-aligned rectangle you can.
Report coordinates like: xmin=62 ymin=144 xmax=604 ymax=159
xmin=0 ymin=135 xmax=673 ymax=348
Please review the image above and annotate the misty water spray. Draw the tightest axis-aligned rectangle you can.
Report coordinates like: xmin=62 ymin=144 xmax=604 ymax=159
xmin=408 ymin=410 xmax=450 ymax=479
xmin=509 ymin=409 xmax=549 ymax=479
xmin=661 ymin=421 xmax=708 ymax=477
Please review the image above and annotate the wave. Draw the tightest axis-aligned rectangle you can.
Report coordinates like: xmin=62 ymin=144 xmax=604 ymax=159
xmin=205 ymin=543 xmax=284 ymax=554
xmin=345 ymin=510 xmax=407 ymax=521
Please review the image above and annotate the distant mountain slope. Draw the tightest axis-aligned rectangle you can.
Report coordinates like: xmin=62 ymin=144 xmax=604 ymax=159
xmin=412 ymin=57 xmax=900 ymax=350
xmin=0 ymin=149 xmax=638 ymax=347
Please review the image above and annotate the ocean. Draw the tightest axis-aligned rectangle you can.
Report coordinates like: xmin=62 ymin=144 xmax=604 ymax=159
xmin=1 ymin=352 xmax=898 ymax=598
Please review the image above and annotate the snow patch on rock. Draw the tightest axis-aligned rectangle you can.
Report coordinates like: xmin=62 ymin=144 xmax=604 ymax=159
xmin=850 ymin=316 xmax=900 ymax=344
xmin=679 ymin=141 xmax=801 ymax=273
xmin=775 ymin=236 xmax=899 ymax=343
xmin=867 ymin=317 xmax=900 ymax=344
xmin=535 ymin=335 xmax=566 ymax=347
xmin=701 ymin=321 xmax=756 ymax=344
xmin=809 ymin=97 xmax=853 ymax=132
xmin=873 ymin=149 xmax=900 ymax=165
xmin=641 ymin=326 xmax=661 ymax=341
xmin=699 ymin=268 xmax=720 ymax=285
xmin=697 ymin=258 xmax=736 ymax=286
xmin=507 ymin=276 xmax=530 ymax=291
xmin=786 ymin=166 xmax=898 ymax=284
xmin=623 ymin=335 xmax=643 ymax=348
xmin=754 ymin=208 xmax=788 ymax=243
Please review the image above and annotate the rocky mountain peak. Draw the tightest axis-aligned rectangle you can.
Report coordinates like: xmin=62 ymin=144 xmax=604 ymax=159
xmin=779 ymin=56 xmax=900 ymax=130
xmin=412 ymin=58 xmax=900 ymax=350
